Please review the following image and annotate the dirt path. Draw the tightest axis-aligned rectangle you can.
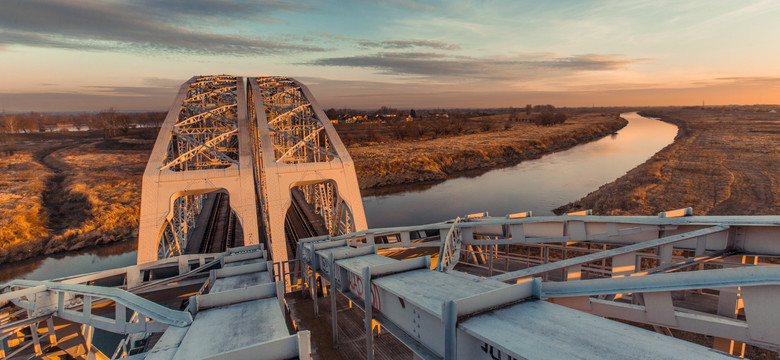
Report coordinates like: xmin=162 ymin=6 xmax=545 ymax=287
xmin=33 ymin=143 xmax=91 ymax=238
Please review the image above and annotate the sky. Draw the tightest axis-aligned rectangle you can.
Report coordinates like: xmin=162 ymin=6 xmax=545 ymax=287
xmin=1 ymin=0 xmax=779 ymax=112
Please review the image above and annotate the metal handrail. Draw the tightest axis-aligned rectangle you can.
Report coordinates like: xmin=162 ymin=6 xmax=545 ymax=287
xmin=437 ymin=217 xmax=462 ymax=272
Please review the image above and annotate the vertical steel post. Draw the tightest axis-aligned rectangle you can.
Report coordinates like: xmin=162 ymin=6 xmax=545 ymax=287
xmin=329 ymin=252 xmax=339 ymax=348
xmin=443 ymin=300 xmax=458 ymax=360
xmin=363 ymin=266 xmax=373 ymax=360
xmin=46 ymin=317 xmax=57 ymax=347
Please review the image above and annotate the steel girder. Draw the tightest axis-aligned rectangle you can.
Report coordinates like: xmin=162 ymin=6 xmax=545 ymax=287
xmin=157 ymin=194 xmax=204 ymax=259
xmin=162 ymin=75 xmax=239 ymax=171
xmin=254 ymin=76 xmax=337 ymax=164
xmin=158 ymin=75 xmax=237 ymax=259
xmin=299 ymin=181 xmax=356 ymax=236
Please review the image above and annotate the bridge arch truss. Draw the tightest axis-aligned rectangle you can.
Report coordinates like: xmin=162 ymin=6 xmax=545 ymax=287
xmin=138 ymin=75 xmax=366 ymax=264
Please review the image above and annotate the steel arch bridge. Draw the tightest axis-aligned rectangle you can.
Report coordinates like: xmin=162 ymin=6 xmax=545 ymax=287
xmin=137 ymin=75 xmax=366 ymax=264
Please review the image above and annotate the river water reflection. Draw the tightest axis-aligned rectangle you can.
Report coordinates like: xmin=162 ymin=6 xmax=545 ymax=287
xmin=1 ymin=112 xmax=676 ymax=282
xmin=362 ymin=112 xmax=677 ymax=228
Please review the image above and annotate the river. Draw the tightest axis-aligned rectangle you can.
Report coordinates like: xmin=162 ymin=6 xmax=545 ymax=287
xmin=1 ymin=112 xmax=677 ymax=282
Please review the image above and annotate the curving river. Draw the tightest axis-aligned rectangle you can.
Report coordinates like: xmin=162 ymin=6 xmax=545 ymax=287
xmin=1 ymin=112 xmax=677 ymax=282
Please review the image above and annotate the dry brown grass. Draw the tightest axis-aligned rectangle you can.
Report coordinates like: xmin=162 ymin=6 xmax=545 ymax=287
xmin=0 ymin=138 xmax=150 ymax=264
xmin=351 ymin=113 xmax=626 ymax=189
xmin=557 ymin=107 xmax=780 ymax=215
xmin=44 ymin=143 xmax=148 ymax=253
xmin=0 ymin=153 xmax=51 ymax=262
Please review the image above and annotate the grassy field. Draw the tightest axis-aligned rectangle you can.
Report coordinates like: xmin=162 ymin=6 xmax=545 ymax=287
xmin=556 ymin=107 xmax=780 ymax=215
xmin=351 ymin=113 xmax=626 ymax=189
xmin=0 ymin=132 xmax=152 ymax=264
xmin=0 ymin=152 xmax=51 ymax=263
xmin=0 ymin=112 xmax=625 ymax=263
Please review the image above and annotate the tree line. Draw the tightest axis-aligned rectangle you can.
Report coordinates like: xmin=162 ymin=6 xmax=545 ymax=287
xmin=0 ymin=109 xmax=165 ymax=137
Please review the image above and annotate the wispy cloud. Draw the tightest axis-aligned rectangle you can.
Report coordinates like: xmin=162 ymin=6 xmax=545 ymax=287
xmin=137 ymin=0 xmax=310 ymax=20
xmin=357 ymin=39 xmax=461 ymax=50
xmin=0 ymin=89 xmax=178 ymax=112
xmin=0 ymin=0 xmax=323 ymax=55
xmin=141 ymin=77 xmax=187 ymax=88
xmin=713 ymin=76 xmax=780 ymax=86
xmin=309 ymin=52 xmax=640 ymax=80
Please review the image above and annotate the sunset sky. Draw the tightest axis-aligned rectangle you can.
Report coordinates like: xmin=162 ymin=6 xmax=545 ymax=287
xmin=1 ymin=0 xmax=779 ymax=112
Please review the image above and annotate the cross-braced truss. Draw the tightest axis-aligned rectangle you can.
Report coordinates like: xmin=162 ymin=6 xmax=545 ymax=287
xmin=157 ymin=194 xmax=204 ymax=259
xmin=299 ymin=181 xmax=355 ymax=236
xmin=162 ymin=75 xmax=239 ymax=171
xmin=255 ymin=77 xmax=337 ymax=164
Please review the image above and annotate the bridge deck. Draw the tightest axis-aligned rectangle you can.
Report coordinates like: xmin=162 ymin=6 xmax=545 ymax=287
xmin=305 ymin=242 xmax=737 ymax=359
xmin=145 ymin=246 xmax=305 ymax=360
xmin=459 ymin=300 xmax=729 ymax=359
xmin=172 ymin=297 xmax=288 ymax=360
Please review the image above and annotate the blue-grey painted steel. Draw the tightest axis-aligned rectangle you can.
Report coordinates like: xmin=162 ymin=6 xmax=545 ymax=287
xmin=299 ymin=241 xmax=740 ymax=359
xmin=491 ymin=224 xmax=729 ymax=282
xmin=542 ymin=266 xmax=780 ymax=298
xmin=4 ymin=279 xmax=192 ymax=327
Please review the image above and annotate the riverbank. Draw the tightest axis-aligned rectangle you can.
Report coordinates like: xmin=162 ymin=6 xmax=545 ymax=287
xmin=350 ymin=113 xmax=627 ymax=189
xmin=555 ymin=107 xmax=780 ymax=215
xmin=0 ymin=112 xmax=626 ymax=264
xmin=0 ymin=137 xmax=151 ymax=264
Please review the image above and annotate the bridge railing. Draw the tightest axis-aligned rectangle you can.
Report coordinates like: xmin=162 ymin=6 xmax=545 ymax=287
xmin=1 ymin=279 xmax=193 ymax=334
xmin=296 ymin=212 xmax=780 ymax=355
xmin=273 ymin=259 xmax=304 ymax=293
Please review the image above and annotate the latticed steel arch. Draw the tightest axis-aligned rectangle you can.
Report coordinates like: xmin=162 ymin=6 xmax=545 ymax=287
xmin=248 ymin=76 xmax=367 ymax=263
xmin=137 ymin=75 xmax=261 ymax=264
xmin=156 ymin=194 xmax=204 ymax=259
xmin=163 ymin=75 xmax=239 ymax=171
xmin=139 ymin=74 xmax=365 ymax=264
xmin=297 ymin=180 xmax=356 ymax=236
xmin=254 ymin=77 xmax=337 ymax=164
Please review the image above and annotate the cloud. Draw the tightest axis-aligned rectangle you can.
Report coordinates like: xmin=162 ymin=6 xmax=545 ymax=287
xmin=377 ymin=0 xmax=438 ymax=12
xmin=0 ymin=89 xmax=178 ymax=112
xmin=82 ymin=85 xmax=179 ymax=96
xmin=136 ymin=0 xmax=310 ymax=20
xmin=713 ymin=76 xmax=780 ymax=86
xmin=0 ymin=0 xmax=324 ymax=55
xmin=141 ymin=77 xmax=187 ymax=88
xmin=296 ymin=75 xmax=780 ymax=109
xmin=357 ymin=39 xmax=461 ymax=50
xmin=309 ymin=52 xmax=639 ymax=80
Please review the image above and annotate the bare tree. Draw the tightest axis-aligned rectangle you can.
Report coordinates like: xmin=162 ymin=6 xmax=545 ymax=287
xmin=20 ymin=112 xmax=42 ymax=133
xmin=95 ymin=107 xmax=129 ymax=138
xmin=1 ymin=111 xmax=21 ymax=134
